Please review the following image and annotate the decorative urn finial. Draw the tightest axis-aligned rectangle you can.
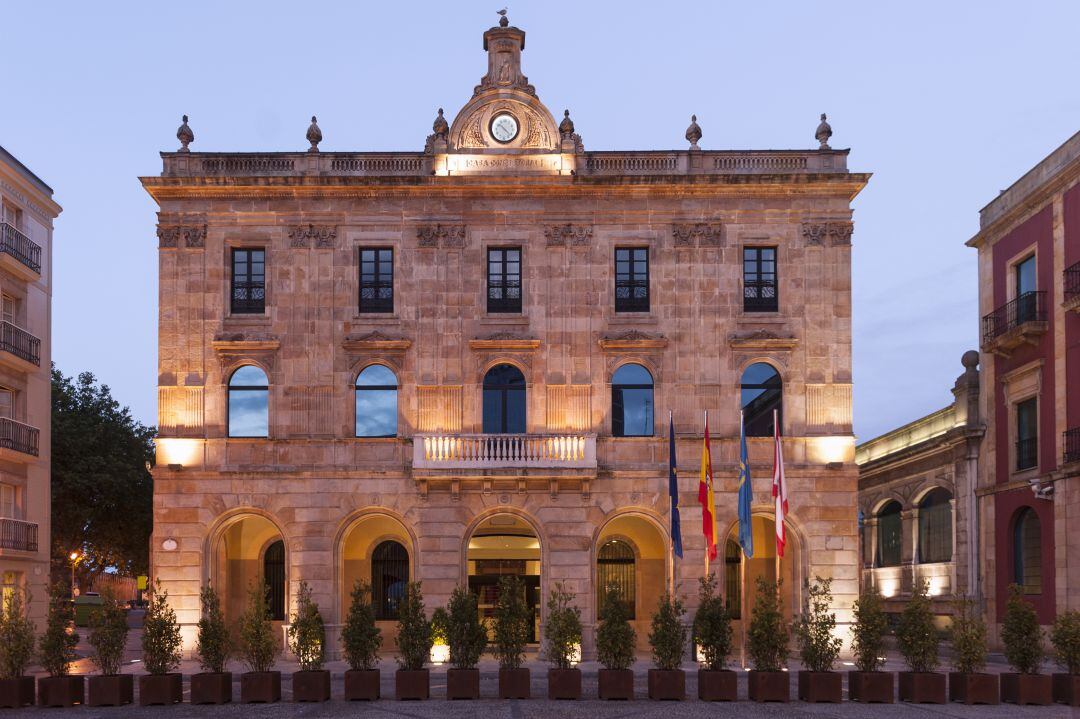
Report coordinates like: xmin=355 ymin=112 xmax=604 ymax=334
xmin=559 ymin=109 xmax=575 ymax=138
xmin=685 ymin=114 xmax=702 ymax=150
xmin=306 ymin=115 xmax=322 ymax=153
xmin=432 ymin=108 xmax=449 ymax=140
xmin=497 ymin=7 xmax=509 ymax=26
xmin=176 ymin=114 xmax=194 ymax=153
xmin=815 ymin=112 xmax=833 ymax=150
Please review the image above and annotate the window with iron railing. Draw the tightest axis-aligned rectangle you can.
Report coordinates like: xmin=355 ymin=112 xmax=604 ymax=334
xmin=1066 ymin=260 xmax=1080 ymax=301
xmin=982 ymin=291 xmax=1047 ymax=344
xmin=359 ymin=248 xmax=394 ymax=313
xmin=230 ymin=248 xmax=265 ymax=314
xmin=614 ymin=247 xmax=649 ymax=312
xmin=1064 ymin=427 xmax=1080 ymax=465
xmin=0 ymin=222 xmax=41 ymax=274
xmin=487 ymin=247 xmax=522 ymax=313
xmin=743 ymin=247 xmax=778 ymax=312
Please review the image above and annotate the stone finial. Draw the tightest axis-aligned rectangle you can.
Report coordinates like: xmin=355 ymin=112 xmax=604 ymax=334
xmin=497 ymin=7 xmax=508 ymax=26
xmin=432 ymin=108 xmax=449 ymax=140
xmin=685 ymin=114 xmax=702 ymax=150
xmin=176 ymin=115 xmax=194 ymax=153
xmin=306 ymin=116 xmax=322 ymax=153
xmin=815 ymin=112 xmax=833 ymax=150
xmin=559 ymin=110 xmax=575 ymax=138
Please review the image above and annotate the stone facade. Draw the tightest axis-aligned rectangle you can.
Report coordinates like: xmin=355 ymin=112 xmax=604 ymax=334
xmin=142 ymin=18 xmax=868 ymax=656
xmin=0 ymin=145 xmax=59 ymax=624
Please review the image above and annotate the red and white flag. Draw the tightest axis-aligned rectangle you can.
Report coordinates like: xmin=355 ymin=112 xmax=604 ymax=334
xmin=771 ymin=409 xmax=789 ymax=558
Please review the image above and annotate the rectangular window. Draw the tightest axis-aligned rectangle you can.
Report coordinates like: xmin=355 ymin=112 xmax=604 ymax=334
xmin=1 ymin=295 xmax=18 ymax=326
xmin=1016 ymin=397 xmax=1038 ymax=471
xmin=359 ymin=247 xmax=394 ymax=313
xmin=743 ymin=247 xmax=778 ymax=312
xmin=0 ymin=389 xmax=13 ymax=419
xmin=1 ymin=203 xmax=19 ymax=231
xmin=1015 ymin=254 xmax=1037 ymax=324
xmin=0 ymin=484 xmax=13 ymax=518
xmin=615 ymin=247 xmax=649 ymax=312
xmin=230 ymin=248 xmax=265 ymax=314
xmin=487 ymin=247 xmax=522 ymax=313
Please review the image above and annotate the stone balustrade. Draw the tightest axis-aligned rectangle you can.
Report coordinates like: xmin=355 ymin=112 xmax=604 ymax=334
xmin=413 ymin=433 xmax=596 ymax=470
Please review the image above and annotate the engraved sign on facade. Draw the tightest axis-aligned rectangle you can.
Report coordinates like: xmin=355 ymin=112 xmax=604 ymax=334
xmin=445 ymin=153 xmax=565 ymax=175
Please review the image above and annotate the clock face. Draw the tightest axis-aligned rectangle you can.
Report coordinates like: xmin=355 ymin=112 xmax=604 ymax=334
xmin=490 ymin=113 xmax=519 ymax=143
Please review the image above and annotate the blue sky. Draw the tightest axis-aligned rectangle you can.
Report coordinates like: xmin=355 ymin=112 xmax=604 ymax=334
xmin=3 ymin=1 xmax=1078 ymax=440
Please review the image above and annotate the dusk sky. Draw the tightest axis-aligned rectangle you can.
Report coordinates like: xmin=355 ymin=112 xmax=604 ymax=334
xmin=3 ymin=1 xmax=1078 ymax=441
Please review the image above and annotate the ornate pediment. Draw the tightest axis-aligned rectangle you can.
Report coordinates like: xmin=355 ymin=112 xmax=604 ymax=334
xmin=672 ymin=222 xmax=723 ymax=248
xmin=342 ymin=331 xmax=412 ymax=353
xmin=544 ymin=224 xmax=593 ymax=247
xmin=598 ymin=330 xmax=668 ymax=352
xmin=469 ymin=333 xmax=541 ymax=352
xmin=211 ymin=332 xmax=280 ymax=352
xmin=727 ymin=329 xmax=798 ymax=350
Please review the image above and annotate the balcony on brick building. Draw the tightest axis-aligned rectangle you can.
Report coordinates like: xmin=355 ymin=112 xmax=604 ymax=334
xmin=1065 ymin=261 xmax=1080 ymax=314
xmin=0 ymin=322 xmax=41 ymax=372
xmin=981 ymin=291 xmax=1048 ymax=356
xmin=0 ymin=418 xmax=39 ymax=461
xmin=0 ymin=222 xmax=42 ymax=280
xmin=0 ymin=517 xmax=38 ymax=552
xmin=1065 ymin=427 xmax=1080 ymax=466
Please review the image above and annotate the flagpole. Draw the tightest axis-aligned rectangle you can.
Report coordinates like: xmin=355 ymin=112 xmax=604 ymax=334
xmin=774 ymin=409 xmax=781 ymax=590
xmin=669 ymin=410 xmax=676 ymax=596
xmin=703 ymin=408 xmax=710 ymax=580
xmin=739 ymin=410 xmax=747 ymax=669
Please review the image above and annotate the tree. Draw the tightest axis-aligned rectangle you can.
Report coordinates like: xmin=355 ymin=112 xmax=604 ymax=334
xmin=51 ymin=366 xmax=154 ymax=581
xmin=0 ymin=588 xmax=35 ymax=679
xmin=850 ymin=587 xmax=888 ymax=672
xmin=395 ymin=581 xmax=432 ymax=671
xmin=747 ymin=577 xmax=789 ymax=672
xmin=794 ymin=576 xmax=842 ymax=673
xmin=649 ymin=591 xmax=687 ymax=671
xmin=340 ymin=581 xmax=381 ymax=671
xmin=693 ymin=573 xmax=733 ymax=671
xmin=39 ymin=581 xmax=78 ymax=677
xmin=1002 ymin=583 xmax=1044 ymax=674
xmin=238 ymin=580 xmax=279 ymax=673
xmin=287 ymin=581 xmax=326 ymax=672
xmin=196 ymin=584 xmax=231 ymax=674
xmin=596 ymin=585 xmax=636 ymax=671
xmin=543 ymin=582 xmax=582 ymax=668
xmin=492 ymin=575 xmax=529 ymax=670
xmin=89 ymin=588 xmax=128 ymax=676
xmin=142 ymin=580 xmax=182 ymax=675
xmin=896 ymin=579 xmax=939 ymax=673
xmin=446 ymin=585 xmax=487 ymax=670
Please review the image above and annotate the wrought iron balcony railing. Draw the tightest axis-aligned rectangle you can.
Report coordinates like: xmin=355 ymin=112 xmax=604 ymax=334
xmin=0 ymin=518 xmax=37 ymax=552
xmin=1066 ymin=261 xmax=1080 ymax=302
xmin=743 ymin=280 xmax=778 ymax=312
xmin=0 ymin=223 xmax=42 ymax=274
xmin=413 ymin=433 xmax=596 ymax=470
xmin=230 ymin=281 xmax=265 ymax=314
xmin=1016 ymin=436 xmax=1038 ymax=472
xmin=982 ymin=291 xmax=1047 ymax=345
xmin=0 ymin=322 xmax=40 ymax=366
xmin=1065 ymin=427 xmax=1080 ymax=465
xmin=0 ymin=418 xmax=39 ymax=457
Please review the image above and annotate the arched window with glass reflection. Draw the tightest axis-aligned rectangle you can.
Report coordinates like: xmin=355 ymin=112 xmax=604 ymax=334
xmin=611 ymin=363 xmax=654 ymax=437
xmin=483 ymin=364 xmax=526 ymax=433
xmin=740 ymin=362 xmax=782 ymax=437
xmin=355 ymin=365 xmax=398 ymax=438
xmin=917 ymin=488 xmax=953 ymax=564
xmin=875 ymin=501 xmax=902 ymax=568
xmin=228 ymin=365 xmax=269 ymax=438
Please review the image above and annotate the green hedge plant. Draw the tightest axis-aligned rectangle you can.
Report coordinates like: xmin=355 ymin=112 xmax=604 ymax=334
xmin=446 ymin=585 xmax=487 ymax=670
xmin=649 ymin=591 xmax=686 ymax=671
xmin=795 ymin=576 xmax=842 ymax=673
xmin=850 ymin=587 xmax=887 ymax=672
xmin=693 ymin=573 xmax=732 ymax=671
xmin=896 ymin=579 xmax=938 ymax=673
xmin=341 ymin=580 xmax=381 ymax=671
xmin=196 ymin=584 xmax=231 ymax=674
xmin=142 ymin=579 xmax=182 ymax=675
xmin=543 ymin=582 xmax=582 ymax=668
xmin=395 ymin=581 xmax=432 ymax=671
xmin=596 ymin=585 xmax=635 ymax=671
xmin=89 ymin=588 xmax=129 ymax=676
xmin=0 ymin=588 xmax=35 ymax=679
xmin=1002 ymin=583 xmax=1043 ymax=674
xmin=238 ymin=580 xmax=279 ymax=673
xmin=747 ymin=577 xmax=788 ymax=672
xmin=950 ymin=598 xmax=987 ymax=675
xmin=39 ymin=580 xmax=78 ymax=677
xmin=492 ymin=575 xmax=529 ymax=670
xmin=287 ymin=581 xmax=325 ymax=672
xmin=1051 ymin=610 xmax=1080 ymax=675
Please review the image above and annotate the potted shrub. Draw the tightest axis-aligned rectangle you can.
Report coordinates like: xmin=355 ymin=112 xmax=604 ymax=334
xmin=896 ymin=579 xmax=945 ymax=703
xmin=947 ymin=598 xmax=997 ymax=704
xmin=1051 ymin=610 xmax=1080 ymax=706
xmin=0 ymin=587 xmax=36 ymax=708
xmin=238 ymin=579 xmax=281 ymax=703
xmin=341 ymin=580 xmax=381 ymax=701
xmin=87 ymin=589 xmax=132 ymax=706
xmin=648 ymin=590 xmax=686 ymax=700
xmin=848 ymin=586 xmax=893 ymax=702
xmin=192 ymin=583 xmax=233 ymax=704
xmin=492 ymin=575 xmax=530 ymax=699
xmin=693 ymin=573 xmax=735 ymax=701
xmin=37 ymin=580 xmax=83 ymax=707
xmin=430 ymin=606 xmax=449 ymax=665
xmin=543 ymin=582 xmax=582 ymax=699
xmin=1000 ymin=583 xmax=1051 ymax=705
xmin=445 ymin=585 xmax=487 ymax=699
xmin=596 ymin=585 xmax=635 ymax=700
xmin=746 ymin=576 xmax=789 ymax=702
xmin=394 ymin=581 xmax=432 ymax=700
xmin=288 ymin=581 xmax=329 ymax=702
xmin=794 ymin=576 xmax=842 ymax=702
xmin=139 ymin=579 xmax=183 ymax=705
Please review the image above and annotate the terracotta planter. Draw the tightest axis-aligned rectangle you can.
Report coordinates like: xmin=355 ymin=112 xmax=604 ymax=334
xmin=898 ymin=671 xmax=946 ymax=703
xmin=798 ymin=670 xmax=841 ymax=702
xmin=344 ymin=669 xmax=380 ymax=700
xmin=88 ymin=674 xmax=133 ymax=707
xmin=547 ymin=668 xmax=581 ymax=700
xmin=292 ymin=670 xmax=330 ymax=702
xmin=1053 ymin=673 xmax=1080 ymax=706
xmin=395 ymin=669 xmax=429 ymax=700
xmin=190 ymin=672 xmax=232 ymax=704
xmin=37 ymin=675 xmax=84 ymax=708
xmin=446 ymin=668 xmax=480 ymax=699
xmin=647 ymin=669 xmax=684 ymax=700
xmin=698 ymin=669 xmax=737 ymax=701
xmin=241 ymin=671 xmax=281 ymax=703
xmin=748 ymin=670 xmax=790 ymax=702
xmin=499 ymin=667 xmax=529 ymax=699
xmin=598 ymin=668 xmax=634 ymax=700
xmin=0 ymin=676 xmax=35 ymax=708
xmin=1000 ymin=672 xmax=1052 ymax=705
xmin=848 ymin=671 xmax=894 ymax=702
xmin=948 ymin=672 xmax=999 ymax=704
xmin=138 ymin=673 xmax=182 ymax=706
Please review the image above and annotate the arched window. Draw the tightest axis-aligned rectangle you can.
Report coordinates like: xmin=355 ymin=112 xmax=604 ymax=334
xmin=228 ymin=365 xmax=269 ymax=438
xmin=917 ymin=488 xmax=953 ymax=564
xmin=597 ymin=539 xmax=635 ymax=620
xmin=263 ymin=539 xmax=285 ymax=621
xmin=372 ymin=540 xmax=409 ymax=620
xmin=1013 ymin=507 xmax=1042 ymax=595
xmin=483 ymin=364 xmax=526 ymax=434
xmin=724 ymin=539 xmax=742 ymax=619
xmin=355 ymin=365 xmax=398 ymax=437
xmin=740 ymin=363 xmax=782 ymax=437
xmin=875 ymin=501 xmax=902 ymax=568
xmin=612 ymin=364 xmax=654 ymax=437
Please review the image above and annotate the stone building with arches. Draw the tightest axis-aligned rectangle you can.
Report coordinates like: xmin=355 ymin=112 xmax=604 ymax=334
xmin=142 ymin=16 xmax=867 ymax=656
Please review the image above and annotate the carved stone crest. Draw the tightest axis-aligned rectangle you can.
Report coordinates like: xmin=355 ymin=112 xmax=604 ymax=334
xmin=288 ymin=224 xmax=337 ymax=248
xmin=728 ymin=329 xmax=799 ymax=351
xmin=416 ymin=224 xmax=466 ymax=248
xmin=801 ymin=220 xmax=853 ymax=247
xmin=801 ymin=222 xmax=829 ymax=246
xmin=672 ymin=222 xmax=723 ymax=248
xmin=544 ymin=224 xmax=593 ymax=247
xmin=598 ymin=330 xmax=668 ymax=352
xmin=828 ymin=221 xmax=854 ymax=246
xmin=157 ymin=224 xmax=206 ymax=249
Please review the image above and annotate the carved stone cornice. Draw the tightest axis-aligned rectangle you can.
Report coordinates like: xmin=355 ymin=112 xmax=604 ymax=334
xmin=157 ymin=223 xmax=206 ymax=249
xmin=342 ymin=331 xmax=412 ymax=354
xmin=727 ymin=329 xmax=798 ymax=351
xmin=468 ymin=332 xmax=541 ymax=352
xmin=288 ymin=223 xmax=337 ymax=248
xmin=801 ymin=220 xmax=853 ymax=247
xmin=544 ymin=224 xmax=593 ymax=247
xmin=672 ymin=222 xmax=723 ymax=247
xmin=598 ymin=330 xmax=668 ymax=352
xmin=211 ymin=333 xmax=280 ymax=354
xmin=416 ymin=224 xmax=466 ymax=248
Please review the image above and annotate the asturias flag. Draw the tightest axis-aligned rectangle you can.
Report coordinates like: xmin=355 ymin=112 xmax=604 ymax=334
xmin=698 ymin=412 xmax=718 ymax=561
xmin=737 ymin=412 xmax=755 ymax=558
xmin=668 ymin=413 xmax=683 ymax=558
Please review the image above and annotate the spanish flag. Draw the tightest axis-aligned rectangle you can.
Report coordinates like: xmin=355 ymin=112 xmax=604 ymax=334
xmin=698 ymin=411 xmax=718 ymax=562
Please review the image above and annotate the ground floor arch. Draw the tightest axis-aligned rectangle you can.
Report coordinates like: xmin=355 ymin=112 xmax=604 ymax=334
xmin=595 ymin=511 xmax=669 ymax=650
xmin=338 ymin=512 xmax=414 ymax=651
xmin=722 ymin=513 xmax=803 ymax=634
xmin=208 ymin=512 xmax=286 ymax=624
xmin=466 ymin=512 xmax=541 ymax=643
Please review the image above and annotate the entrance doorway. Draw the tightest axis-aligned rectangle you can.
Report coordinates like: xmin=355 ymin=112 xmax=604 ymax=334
xmin=467 ymin=514 xmax=540 ymax=642
xmin=725 ymin=515 xmax=800 ymax=632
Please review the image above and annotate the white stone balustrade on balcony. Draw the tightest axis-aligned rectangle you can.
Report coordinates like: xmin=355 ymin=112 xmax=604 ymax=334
xmin=413 ymin=433 xmax=596 ymax=470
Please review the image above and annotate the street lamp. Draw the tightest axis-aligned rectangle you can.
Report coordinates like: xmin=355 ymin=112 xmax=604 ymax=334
xmin=69 ymin=551 xmax=80 ymax=597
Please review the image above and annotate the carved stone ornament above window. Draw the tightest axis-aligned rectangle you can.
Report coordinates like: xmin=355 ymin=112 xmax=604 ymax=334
xmin=211 ymin=332 xmax=281 ymax=354
xmin=598 ymin=329 xmax=668 ymax=352
xmin=468 ymin=332 xmax=541 ymax=352
xmin=801 ymin=220 xmax=853 ymax=247
xmin=342 ymin=330 xmax=412 ymax=354
xmin=157 ymin=223 xmax=207 ymax=249
xmin=544 ymin=224 xmax=593 ymax=247
xmin=288 ymin=224 xmax=337 ymax=249
xmin=727 ymin=329 xmax=799 ymax=351
xmin=416 ymin=224 xmax=466 ymax=248
xmin=672 ymin=222 xmax=723 ymax=248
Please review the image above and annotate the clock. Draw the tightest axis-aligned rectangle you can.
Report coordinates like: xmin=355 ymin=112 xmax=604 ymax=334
xmin=490 ymin=113 xmax=519 ymax=143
